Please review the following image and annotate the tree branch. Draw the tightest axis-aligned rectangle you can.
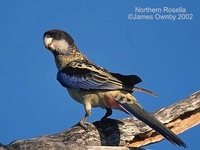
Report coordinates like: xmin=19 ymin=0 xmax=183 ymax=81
xmin=1 ymin=91 xmax=200 ymax=150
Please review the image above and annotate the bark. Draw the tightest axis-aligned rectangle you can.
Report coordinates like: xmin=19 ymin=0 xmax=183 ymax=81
xmin=1 ymin=91 xmax=200 ymax=150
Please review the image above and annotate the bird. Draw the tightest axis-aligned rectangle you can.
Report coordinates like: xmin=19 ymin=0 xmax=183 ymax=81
xmin=43 ymin=29 xmax=187 ymax=148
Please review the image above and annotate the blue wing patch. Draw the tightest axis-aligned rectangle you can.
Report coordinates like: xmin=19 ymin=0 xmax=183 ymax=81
xmin=57 ymin=63 xmax=121 ymax=90
xmin=57 ymin=61 xmax=141 ymax=91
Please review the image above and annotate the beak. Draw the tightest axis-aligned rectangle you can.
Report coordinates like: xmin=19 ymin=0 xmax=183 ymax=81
xmin=44 ymin=34 xmax=53 ymax=49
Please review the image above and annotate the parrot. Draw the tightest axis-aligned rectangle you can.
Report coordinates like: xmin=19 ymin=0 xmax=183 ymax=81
xmin=43 ymin=29 xmax=186 ymax=148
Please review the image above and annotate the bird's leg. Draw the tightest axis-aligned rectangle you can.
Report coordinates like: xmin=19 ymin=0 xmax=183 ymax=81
xmin=78 ymin=98 xmax=92 ymax=130
xmin=101 ymin=108 xmax=112 ymax=120
xmin=78 ymin=113 xmax=90 ymax=130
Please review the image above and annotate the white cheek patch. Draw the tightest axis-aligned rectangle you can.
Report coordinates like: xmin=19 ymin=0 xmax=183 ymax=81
xmin=53 ymin=39 xmax=69 ymax=53
xmin=44 ymin=36 xmax=69 ymax=54
xmin=58 ymin=39 xmax=69 ymax=50
xmin=44 ymin=37 xmax=53 ymax=47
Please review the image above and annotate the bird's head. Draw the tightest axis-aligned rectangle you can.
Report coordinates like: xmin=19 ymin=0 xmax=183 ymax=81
xmin=43 ymin=29 xmax=74 ymax=55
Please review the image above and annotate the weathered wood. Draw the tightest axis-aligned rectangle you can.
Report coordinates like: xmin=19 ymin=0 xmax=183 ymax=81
xmin=1 ymin=91 xmax=200 ymax=150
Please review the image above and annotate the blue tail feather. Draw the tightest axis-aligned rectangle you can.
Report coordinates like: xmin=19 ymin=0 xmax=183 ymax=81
xmin=119 ymin=103 xmax=187 ymax=148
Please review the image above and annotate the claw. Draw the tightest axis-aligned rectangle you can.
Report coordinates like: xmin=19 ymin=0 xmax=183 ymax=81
xmin=77 ymin=113 xmax=91 ymax=131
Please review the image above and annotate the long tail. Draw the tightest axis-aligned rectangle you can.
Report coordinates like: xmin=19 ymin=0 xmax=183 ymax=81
xmin=133 ymin=86 xmax=158 ymax=97
xmin=119 ymin=102 xmax=187 ymax=148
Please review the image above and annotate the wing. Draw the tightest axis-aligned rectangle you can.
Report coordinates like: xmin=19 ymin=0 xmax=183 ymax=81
xmin=57 ymin=61 xmax=141 ymax=90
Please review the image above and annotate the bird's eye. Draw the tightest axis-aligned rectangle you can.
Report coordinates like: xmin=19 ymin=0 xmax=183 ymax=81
xmin=57 ymin=32 xmax=62 ymax=37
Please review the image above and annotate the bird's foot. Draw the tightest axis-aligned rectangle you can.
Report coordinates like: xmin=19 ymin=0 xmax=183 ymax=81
xmin=78 ymin=121 xmax=91 ymax=131
xmin=77 ymin=116 xmax=91 ymax=131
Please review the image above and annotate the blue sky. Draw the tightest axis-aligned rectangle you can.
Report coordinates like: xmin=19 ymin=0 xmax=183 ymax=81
xmin=0 ymin=0 xmax=199 ymax=149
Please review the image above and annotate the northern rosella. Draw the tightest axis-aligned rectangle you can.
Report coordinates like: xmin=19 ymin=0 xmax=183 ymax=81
xmin=43 ymin=29 xmax=186 ymax=147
